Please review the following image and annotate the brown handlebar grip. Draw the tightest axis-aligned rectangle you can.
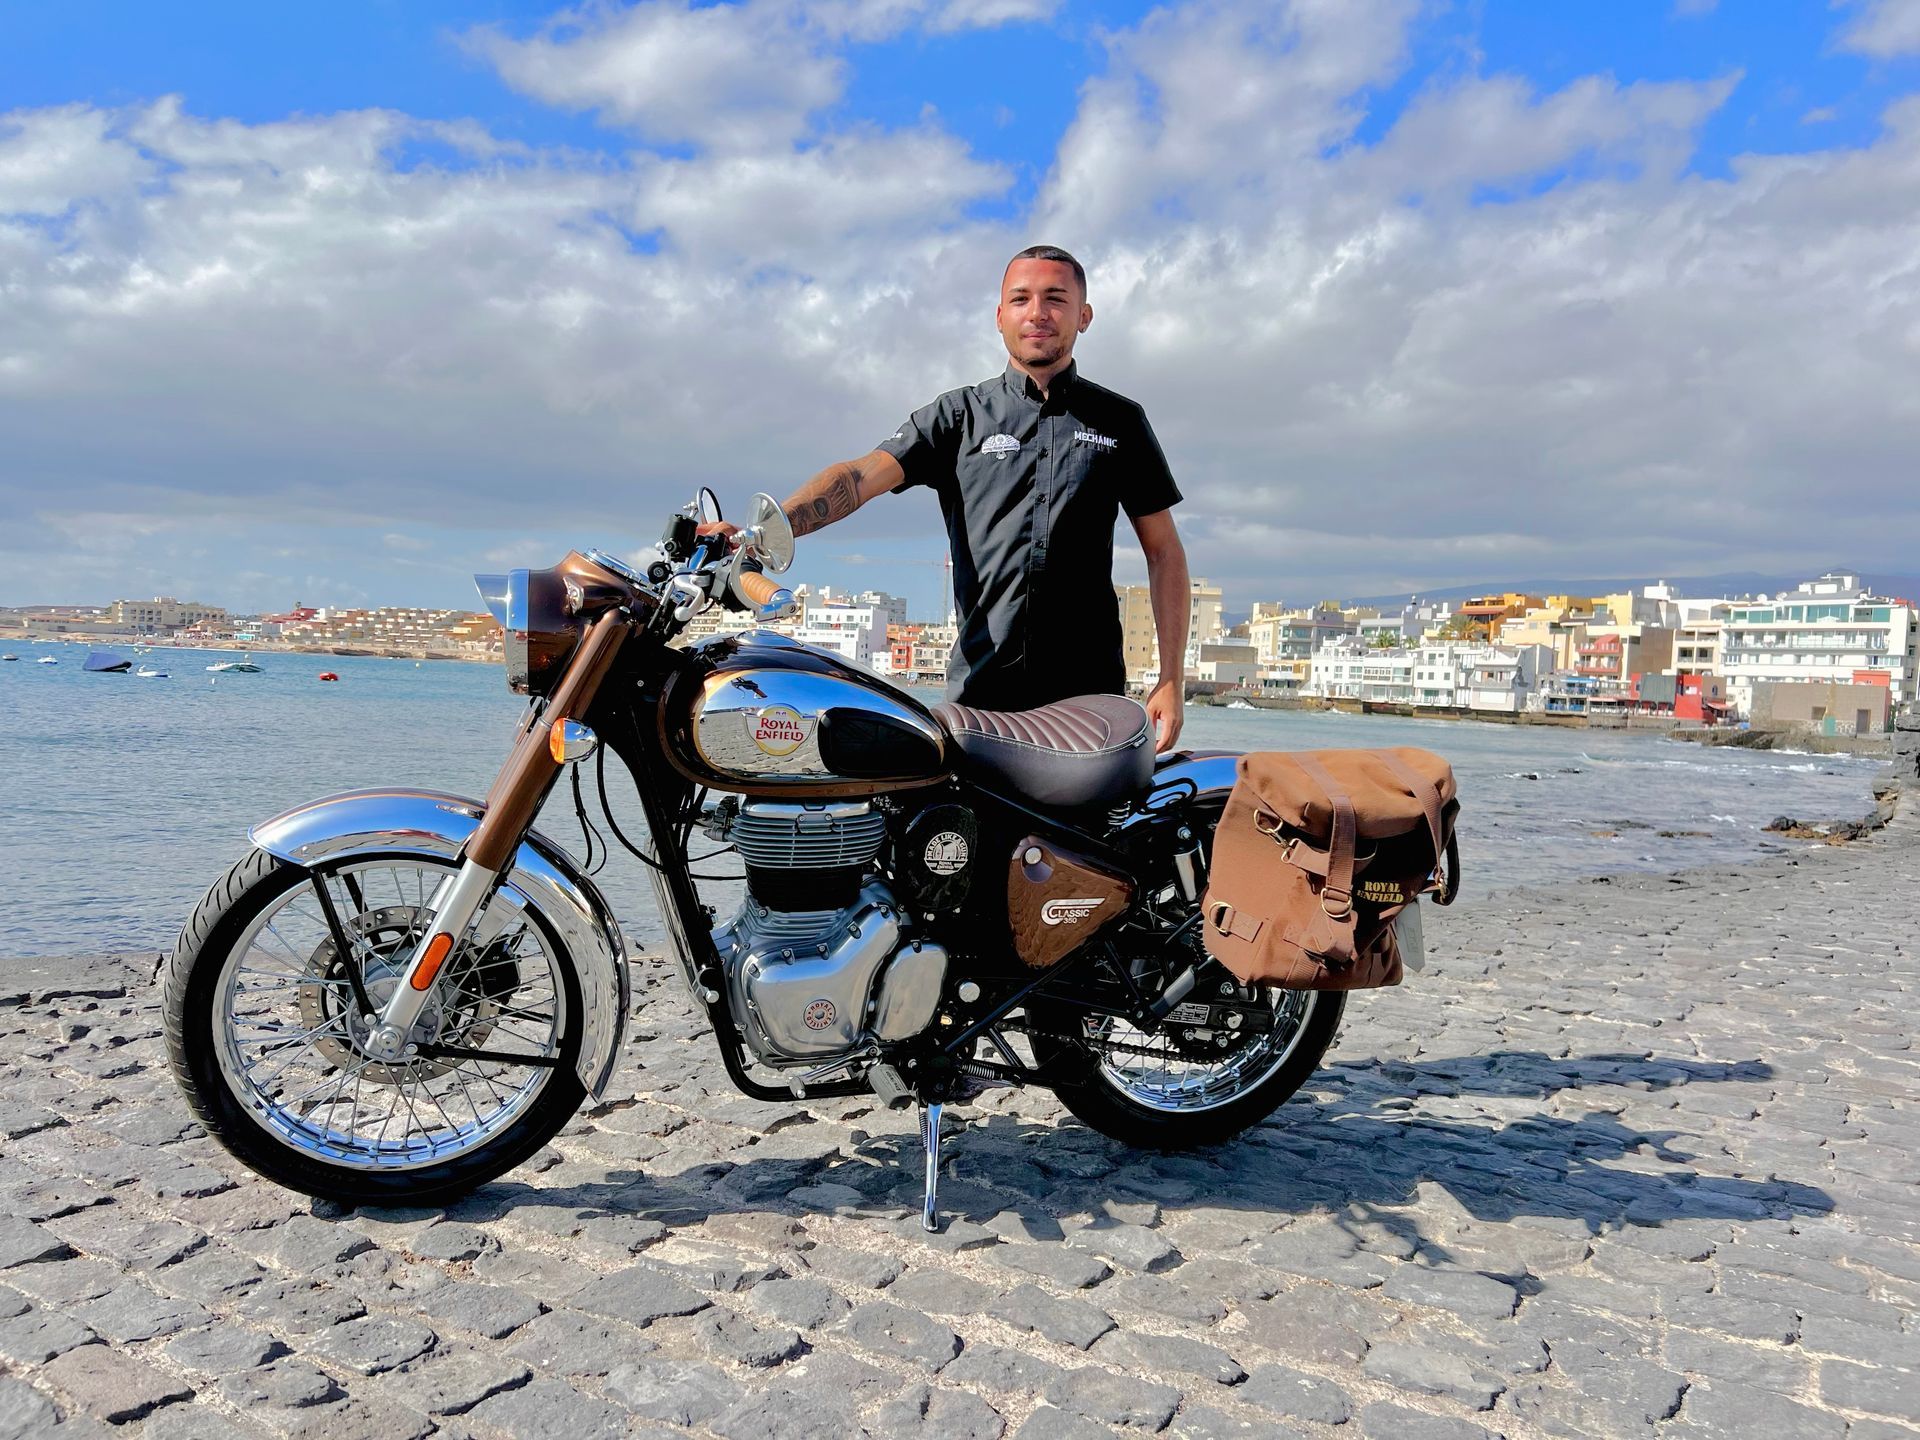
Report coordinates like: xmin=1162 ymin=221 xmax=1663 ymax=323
xmin=735 ymin=569 xmax=782 ymax=607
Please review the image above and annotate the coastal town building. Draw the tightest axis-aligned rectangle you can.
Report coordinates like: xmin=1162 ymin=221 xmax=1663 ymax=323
xmin=1116 ymin=578 xmax=1225 ymax=686
xmin=107 ymin=596 xmax=229 ymax=634
xmin=1750 ymin=678 xmax=1893 ymax=736
xmin=1247 ymin=605 xmax=1354 ymax=688
xmin=1718 ymin=573 xmax=1918 ymax=716
xmin=277 ymin=606 xmax=501 ymax=657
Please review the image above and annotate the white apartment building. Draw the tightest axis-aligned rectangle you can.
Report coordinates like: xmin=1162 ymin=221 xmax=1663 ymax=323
xmin=1457 ymin=644 xmax=1554 ymax=713
xmin=1719 ymin=573 xmax=1918 ymax=716
xmin=108 ymin=596 xmax=228 ymax=634
xmin=1309 ymin=641 xmax=1417 ymax=702
xmin=796 ymin=601 xmax=889 ymax=671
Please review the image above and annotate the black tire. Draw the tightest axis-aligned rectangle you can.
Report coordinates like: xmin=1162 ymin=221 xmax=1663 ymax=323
xmin=164 ymin=848 xmax=587 ymax=1206
xmin=1031 ymin=987 xmax=1345 ymax=1151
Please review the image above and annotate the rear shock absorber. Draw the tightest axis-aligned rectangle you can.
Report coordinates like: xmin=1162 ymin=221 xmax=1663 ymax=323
xmin=1171 ymin=824 xmax=1208 ymax=904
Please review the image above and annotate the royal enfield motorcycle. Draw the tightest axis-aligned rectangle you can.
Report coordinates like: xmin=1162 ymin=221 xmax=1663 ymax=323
xmin=163 ymin=492 xmax=1346 ymax=1228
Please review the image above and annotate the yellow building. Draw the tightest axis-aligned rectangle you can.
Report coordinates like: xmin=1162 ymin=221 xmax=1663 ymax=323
xmin=1115 ymin=578 xmax=1225 ymax=686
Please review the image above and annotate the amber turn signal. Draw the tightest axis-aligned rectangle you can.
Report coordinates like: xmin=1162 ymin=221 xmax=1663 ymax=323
xmin=409 ymin=932 xmax=455 ymax=991
xmin=549 ymin=717 xmax=600 ymax=765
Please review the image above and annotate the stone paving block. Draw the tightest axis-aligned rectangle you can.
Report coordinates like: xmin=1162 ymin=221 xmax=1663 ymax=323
xmin=1010 ymin=1405 xmax=1121 ymax=1440
xmin=2 ymin=1258 xmax=118 ymax=1306
xmin=683 ymin=1304 xmax=807 ymax=1367
xmin=1238 ymin=1363 xmax=1353 ymax=1425
xmin=164 ymin=1319 xmax=288 ymax=1373
xmin=1102 ymin=1272 xmax=1229 ymax=1325
xmin=987 ymin=1282 xmax=1117 ymax=1350
xmin=403 ymin=1347 xmax=535 ymax=1416
xmin=1669 ymin=1378 xmax=1849 ymax=1440
xmin=869 ymin=1384 xmax=1006 ymax=1440
xmin=230 ymin=1279 xmax=366 ymax=1334
xmin=506 ymin=1305 xmax=657 ymax=1377
xmin=944 ymin=1341 xmax=1070 ymax=1393
xmin=406 ymin=1221 xmax=498 ymax=1262
xmin=0 ymin=1309 xmax=98 ymax=1365
xmin=1661 ymin=1289 xmax=1800 ymax=1342
xmin=68 ymin=1282 xmax=210 ymax=1342
xmin=0 ymin=1216 xmax=72 ymax=1269
xmin=1383 ymin=1265 xmax=1519 ymax=1320
xmin=839 ymin=1299 xmax=961 ymax=1370
xmin=1361 ymin=1342 xmax=1504 ymax=1410
xmin=747 ymin=1275 xmax=851 ymax=1330
xmin=899 ymin=1216 xmax=1000 ymax=1252
xmin=1237 ymin=1295 xmax=1372 ymax=1366
xmin=272 ymin=1216 xmax=374 ymax=1271
xmin=1661 ymin=1328 xmax=1807 ymax=1394
xmin=465 ymin=1378 xmax=632 ymax=1440
xmin=304 ymin=1314 xmax=436 ymax=1374
xmin=795 ymin=1244 xmax=904 ymax=1289
xmin=143 ymin=1407 xmax=271 ymax=1440
xmin=886 ymin=1267 xmax=998 ymax=1316
xmin=153 ymin=1248 xmax=269 ymax=1302
xmin=41 ymin=1343 xmax=193 ymax=1422
xmin=0 ymin=1377 xmax=58 ymax=1440
xmin=279 ymin=1397 xmax=433 ymax=1440
xmin=1065 ymin=1221 xmax=1181 ymax=1273
xmin=570 ymin=1264 xmax=712 ymax=1326
xmin=1093 ymin=1328 xmax=1247 ymax=1385
xmin=415 ymin=1280 xmax=545 ymax=1339
xmin=1357 ymin=1402 xmax=1504 ymax=1440
xmin=1169 ymin=1403 xmax=1309 ymax=1439
xmin=1819 ymin=1360 xmax=1920 ymax=1423
xmin=989 ymin=1243 xmax=1112 ymax=1289
xmin=216 ymin=1359 xmax=345 ymax=1409
xmin=603 ymin=1356 xmax=744 ymax=1425
xmin=1045 ymin=1365 xmax=1183 ymax=1429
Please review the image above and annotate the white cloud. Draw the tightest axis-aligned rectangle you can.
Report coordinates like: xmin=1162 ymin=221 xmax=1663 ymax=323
xmin=1834 ymin=0 xmax=1920 ymax=58
xmin=4 ymin=0 xmax=1920 ymax=615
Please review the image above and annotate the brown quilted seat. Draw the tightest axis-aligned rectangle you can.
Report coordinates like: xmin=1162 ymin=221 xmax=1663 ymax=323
xmin=932 ymin=694 xmax=1154 ymax=809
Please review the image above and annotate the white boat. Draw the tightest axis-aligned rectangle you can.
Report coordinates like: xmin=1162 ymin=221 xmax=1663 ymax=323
xmin=1227 ymin=699 xmax=1257 ymax=710
xmin=37 ymin=656 xmax=58 ymax=665
xmin=1 ymin=654 xmax=16 ymax=662
xmin=135 ymin=665 xmax=169 ymax=679
xmin=205 ymin=655 xmax=263 ymax=674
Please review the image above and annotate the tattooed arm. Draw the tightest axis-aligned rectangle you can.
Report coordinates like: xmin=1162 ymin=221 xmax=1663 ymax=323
xmin=782 ymin=450 xmax=906 ymax=537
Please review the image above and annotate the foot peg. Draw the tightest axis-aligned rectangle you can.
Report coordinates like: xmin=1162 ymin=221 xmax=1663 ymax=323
xmin=919 ymin=1101 xmax=944 ymax=1233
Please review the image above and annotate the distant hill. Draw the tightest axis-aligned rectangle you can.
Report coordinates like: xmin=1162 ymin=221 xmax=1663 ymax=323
xmin=1340 ymin=572 xmax=1920 ymax=610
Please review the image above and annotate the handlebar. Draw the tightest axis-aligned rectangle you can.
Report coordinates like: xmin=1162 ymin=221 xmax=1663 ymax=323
xmin=734 ymin=569 xmax=782 ymax=608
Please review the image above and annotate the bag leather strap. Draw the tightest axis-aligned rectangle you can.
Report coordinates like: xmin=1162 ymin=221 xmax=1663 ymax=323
xmin=1378 ymin=751 xmax=1447 ymax=864
xmin=1292 ymin=754 xmax=1357 ymax=923
xmin=1206 ymin=901 xmax=1264 ymax=943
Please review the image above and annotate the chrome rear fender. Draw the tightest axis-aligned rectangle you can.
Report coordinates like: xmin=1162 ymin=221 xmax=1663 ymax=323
xmin=250 ymin=788 xmax=629 ymax=1099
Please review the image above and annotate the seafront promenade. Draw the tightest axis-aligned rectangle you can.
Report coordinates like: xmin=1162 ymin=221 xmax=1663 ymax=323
xmin=2 ymin=779 xmax=1918 ymax=1437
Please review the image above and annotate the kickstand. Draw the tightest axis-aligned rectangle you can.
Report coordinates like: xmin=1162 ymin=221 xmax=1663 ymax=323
xmin=918 ymin=1101 xmax=944 ymax=1233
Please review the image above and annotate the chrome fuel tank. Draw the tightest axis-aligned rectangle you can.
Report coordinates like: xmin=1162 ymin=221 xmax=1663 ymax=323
xmin=661 ymin=631 xmax=948 ymax=797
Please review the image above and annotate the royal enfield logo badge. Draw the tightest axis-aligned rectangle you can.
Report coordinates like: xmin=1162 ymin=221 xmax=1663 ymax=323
xmin=980 ymin=433 xmax=1020 ymax=458
xmin=803 ymin=998 xmax=837 ymax=1031
xmin=748 ymin=705 xmax=810 ymax=757
xmin=1041 ymin=898 xmax=1103 ymax=926
xmin=923 ymin=831 xmax=970 ymax=876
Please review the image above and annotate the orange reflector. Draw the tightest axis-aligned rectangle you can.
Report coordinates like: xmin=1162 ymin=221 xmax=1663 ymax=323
xmin=410 ymin=932 xmax=455 ymax=991
xmin=548 ymin=717 xmax=567 ymax=763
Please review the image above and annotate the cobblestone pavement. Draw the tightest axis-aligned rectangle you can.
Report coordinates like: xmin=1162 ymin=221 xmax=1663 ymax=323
xmin=3 ymin=809 xmax=1918 ymax=1440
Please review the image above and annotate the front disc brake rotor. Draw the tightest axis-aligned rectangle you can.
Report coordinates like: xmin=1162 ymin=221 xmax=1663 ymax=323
xmin=298 ymin=906 xmax=517 ymax=1083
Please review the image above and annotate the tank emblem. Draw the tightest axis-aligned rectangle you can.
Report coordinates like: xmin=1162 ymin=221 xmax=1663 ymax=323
xmin=1041 ymin=898 xmax=1103 ymax=926
xmin=923 ymin=831 xmax=970 ymax=876
xmin=748 ymin=704 xmax=811 ymax=756
xmin=803 ymin=998 xmax=837 ymax=1030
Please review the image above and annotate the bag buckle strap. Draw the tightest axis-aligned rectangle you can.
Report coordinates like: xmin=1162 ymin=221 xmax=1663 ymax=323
xmin=1319 ymin=884 xmax=1354 ymax=922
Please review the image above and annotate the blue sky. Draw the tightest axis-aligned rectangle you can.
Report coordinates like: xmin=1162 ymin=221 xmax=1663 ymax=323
xmin=4 ymin=0 xmax=1920 ymax=616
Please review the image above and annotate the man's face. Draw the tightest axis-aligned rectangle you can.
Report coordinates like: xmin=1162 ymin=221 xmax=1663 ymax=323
xmin=997 ymin=258 xmax=1091 ymax=370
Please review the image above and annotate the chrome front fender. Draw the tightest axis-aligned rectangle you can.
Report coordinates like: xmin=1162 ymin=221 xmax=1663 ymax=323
xmin=250 ymin=788 xmax=629 ymax=1100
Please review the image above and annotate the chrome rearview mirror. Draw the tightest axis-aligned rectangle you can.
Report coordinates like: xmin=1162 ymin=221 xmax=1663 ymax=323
xmin=742 ymin=492 xmax=794 ymax=574
xmin=696 ymin=487 xmax=723 ymax=526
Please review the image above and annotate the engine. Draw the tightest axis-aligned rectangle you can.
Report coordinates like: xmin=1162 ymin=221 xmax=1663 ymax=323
xmin=711 ymin=800 xmax=948 ymax=1065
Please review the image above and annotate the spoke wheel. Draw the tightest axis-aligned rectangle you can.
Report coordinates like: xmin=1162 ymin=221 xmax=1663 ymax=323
xmin=165 ymin=848 xmax=587 ymax=1203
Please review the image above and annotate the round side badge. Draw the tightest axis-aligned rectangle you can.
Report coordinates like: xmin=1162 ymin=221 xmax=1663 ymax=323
xmin=748 ymin=705 xmax=809 ymax=757
xmin=923 ymin=831 xmax=969 ymax=876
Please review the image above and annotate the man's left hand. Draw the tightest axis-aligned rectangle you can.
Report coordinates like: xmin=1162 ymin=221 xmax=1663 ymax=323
xmin=1145 ymin=677 xmax=1183 ymax=754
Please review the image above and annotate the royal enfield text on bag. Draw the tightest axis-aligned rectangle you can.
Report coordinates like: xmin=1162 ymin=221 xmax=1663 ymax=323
xmin=1202 ymin=747 xmax=1460 ymax=989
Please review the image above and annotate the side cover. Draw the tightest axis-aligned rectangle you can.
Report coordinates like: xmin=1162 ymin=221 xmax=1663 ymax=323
xmin=1007 ymin=834 xmax=1133 ymax=968
xmin=249 ymin=788 xmax=630 ymax=1099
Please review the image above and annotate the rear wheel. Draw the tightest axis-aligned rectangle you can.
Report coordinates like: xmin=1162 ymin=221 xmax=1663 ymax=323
xmin=164 ymin=848 xmax=586 ymax=1205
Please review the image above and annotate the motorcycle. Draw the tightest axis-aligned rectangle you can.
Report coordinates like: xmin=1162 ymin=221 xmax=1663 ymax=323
xmin=163 ymin=491 xmax=1345 ymax=1229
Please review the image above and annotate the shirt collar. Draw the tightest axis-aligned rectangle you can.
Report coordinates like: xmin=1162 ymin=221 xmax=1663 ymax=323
xmin=1005 ymin=359 xmax=1078 ymax=405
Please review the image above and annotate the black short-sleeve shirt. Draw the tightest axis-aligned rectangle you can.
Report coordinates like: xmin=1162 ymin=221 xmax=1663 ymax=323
xmin=877 ymin=361 xmax=1180 ymax=711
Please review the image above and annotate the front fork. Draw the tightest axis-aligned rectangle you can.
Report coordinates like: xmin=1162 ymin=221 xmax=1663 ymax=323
xmin=359 ymin=611 xmax=629 ymax=1064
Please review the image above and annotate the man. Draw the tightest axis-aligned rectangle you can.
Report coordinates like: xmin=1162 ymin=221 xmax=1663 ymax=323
xmin=738 ymin=245 xmax=1191 ymax=751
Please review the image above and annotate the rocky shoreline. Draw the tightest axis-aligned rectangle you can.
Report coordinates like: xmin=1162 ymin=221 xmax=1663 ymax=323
xmin=2 ymin=775 xmax=1918 ymax=1438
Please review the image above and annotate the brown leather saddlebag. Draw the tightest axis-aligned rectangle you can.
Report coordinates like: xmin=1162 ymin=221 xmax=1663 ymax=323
xmin=1201 ymin=747 xmax=1460 ymax=989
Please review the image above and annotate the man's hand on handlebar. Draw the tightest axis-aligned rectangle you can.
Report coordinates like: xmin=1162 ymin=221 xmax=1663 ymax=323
xmin=695 ymin=520 xmax=740 ymax=546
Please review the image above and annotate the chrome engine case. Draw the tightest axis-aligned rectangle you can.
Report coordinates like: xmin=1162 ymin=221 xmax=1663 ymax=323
xmin=713 ymin=800 xmax=949 ymax=1066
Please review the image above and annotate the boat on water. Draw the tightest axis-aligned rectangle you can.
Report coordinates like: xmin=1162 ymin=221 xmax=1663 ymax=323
xmin=135 ymin=665 xmax=170 ymax=679
xmin=84 ymin=651 xmax=133 ymax=673
xmin=1 ymin=654 xmax=16 ymax=662
xmin=205 ymin=655 xmax=264 ymax=674
xmin=36 ymin=656 xmax=58 ymax=665
xmin=318 ymin=671 xmax=340 ymax=682
xmin=1227 ymin=699 xmax=1257 ymax=710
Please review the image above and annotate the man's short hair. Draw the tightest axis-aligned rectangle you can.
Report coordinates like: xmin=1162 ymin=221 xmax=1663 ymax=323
xmin=1006 ymin=245 xmax=1086 ymax=298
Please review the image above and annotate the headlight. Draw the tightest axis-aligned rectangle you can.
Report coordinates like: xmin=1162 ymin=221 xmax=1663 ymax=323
xmin=504 ymin=567 xmax=580 ymax=697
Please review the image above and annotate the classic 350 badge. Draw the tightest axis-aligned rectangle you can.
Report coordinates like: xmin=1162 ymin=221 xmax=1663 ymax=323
xmin=748 ymin=704 xmax=810 ymax=757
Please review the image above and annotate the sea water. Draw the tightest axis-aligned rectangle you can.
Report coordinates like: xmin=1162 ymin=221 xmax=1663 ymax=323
xmin=0 ymin=641 xmax=1885 ymax=956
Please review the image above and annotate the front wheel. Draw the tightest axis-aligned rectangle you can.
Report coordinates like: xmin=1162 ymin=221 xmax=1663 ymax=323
xmin=1030 ymin=980 xmax=1344 ymax=1151
xmin=164 ymin=848 xmax=586 ymax=1205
